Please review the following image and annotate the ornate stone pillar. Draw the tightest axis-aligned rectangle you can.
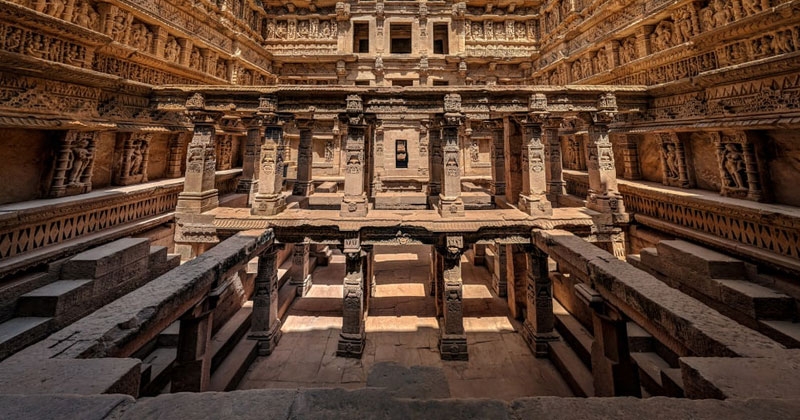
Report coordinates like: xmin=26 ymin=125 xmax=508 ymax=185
xmin=252 ymin=97 xmax=290 ymax=216
xmin=49 ymin=131 xmax=99 ymax=198
xmin=338 ymin=236 xmax=366 ymax=358
xmin=115 ymin=132 xmax=152 ymax=186
xmin=248 ymin=245 xmax=282 ymax=355
xmin=171 ymin=298 xmax=214 ymax=392
xmin=340 ymin=95 xmax=369 ymax=217
xmin=175 ymin=94 xmax=222 ymax=215
xmin=488 ymin=119 xmax=506 ymax=197
xmin=521 ymin=246 xmax=557 ymax=357
xmin=544 ymin=117 xmax=566 ymax=203
xmin=237 ymin=116 xmax=263 ymax=202
xmin=585 ymin=94 xmax=626 ymax=222
xmin=438 ymin=235 xmax=467 ymax=360
xmin=292 ymin=120 xmax=314 ymax=197
xmin=439 ymin=94 xmax=465 ymax=218
xmin=429 ymin=123 xmax=442 ymax=196
xmin=289 ymin=241 xmax=312 ymax=297
xmin=166 ymin=132 xmax=189 ymax=178
xmin=657 ymin=132 xmax=691 ymax=188
xmin=215 ymin=135 xmax=233 ymax=171
xmin=517 ymin=94 xmax=552 ymax=217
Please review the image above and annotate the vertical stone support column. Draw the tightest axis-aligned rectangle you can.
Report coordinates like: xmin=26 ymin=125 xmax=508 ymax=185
xmin=580 ymin=286 xmax=641 ymax=397
xmin=473 ymin=244 xmax=486 ymax=266
xmin=489 ymin=120 xmax=506 ymax=197
xmin=289 ymin=241 xmax=312 ymax=296
xmin=175 ymin=94 xmax=222 ymax=214
xmin=438 ymin=235 xmax=467 ymax=360
xmin=171 ymin=299 xmax=214 ymax=392
xmin=249 ymin=245 xmax=282 ymax=355
xmin=617 ymin=133 xmax=642 ymax=180
xmin=507 ymin=245 xmax=527 ymax=319
xmin=252 ymin=99 xmax=290 ymax=216
xmin=166 ymin=132 xmax=189 ymax=178
xmin=490 ymin=242 xmax=508 ymax=298
xmin=338 ymin=237 xmax=366 ymax=358
xmin=517 ymin=96 xmax=553 ymax=216
xmin=585 ymin=95 xmax=626 ymax=222
xmin=429 ymin=124 xmax=442 ymax=196
xmin=439 ymin=94 xmax=465 ymax=218
xmin=340 ymin=95 xmax=369 ymax=217
xmin=521 ymin=246 xmax=557 ymax=357
xmin=292 ymin=120 xmax=314 ymax=197
xmin=544 ymin=117 xmax=566 ymax=203
xmin=237 ymin=116 xmax=263 ymax=201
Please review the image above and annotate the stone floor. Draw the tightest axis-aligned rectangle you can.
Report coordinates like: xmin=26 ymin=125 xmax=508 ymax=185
xmin=238 ymin=245 xmax=573 ymax=400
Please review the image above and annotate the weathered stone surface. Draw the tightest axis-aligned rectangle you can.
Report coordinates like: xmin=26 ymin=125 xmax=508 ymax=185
xmin=0 ymin=394 xmax=134 ymax=420
xmin=681 ymin=350 xmax=800 ymax=399
xmin=119 ymin=389 xmax=297 ymax=420
xmin=0 ymin=358 xmax=141 ymax=396
xmin=366 ymin=362 xmax=450 ymax=399
xmin=61 ymin=238 xmax=151 ymax=279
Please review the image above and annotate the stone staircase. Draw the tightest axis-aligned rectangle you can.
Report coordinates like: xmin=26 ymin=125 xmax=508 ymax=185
xmin=0 ymin=238 xmax=180 ymax=361
xmin=629 ymin=240 xmax=800 ymax=348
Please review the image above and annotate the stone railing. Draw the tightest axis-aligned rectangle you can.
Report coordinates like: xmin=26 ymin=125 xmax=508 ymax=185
xmin=563 ymin=171 xmax=800 ymax=274
xmin=0 ymin=171 xmax=243 ymax=276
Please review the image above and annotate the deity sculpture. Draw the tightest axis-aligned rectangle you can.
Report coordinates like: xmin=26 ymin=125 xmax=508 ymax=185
xmin=67 ymin=139 xmax=92 ymax=184
xmin=722 ymin=143 xmax=746 ymax=189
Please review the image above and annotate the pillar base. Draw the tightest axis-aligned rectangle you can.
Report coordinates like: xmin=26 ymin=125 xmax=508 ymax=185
xmin=337 ymin=333 xmax=365 ymax=358
xmin=518 ymin=194 xmax=553 ymax=217
xmin=438 ymin=196 xmax=465 ymax=218
xmin=176 ymin=190 xmax=219 ymax=214
xmin=291 ymin=274 xmax=312 ymax=297
xmin=340 ymin=196 xmax=368 ymax=217
xmin=522 ymin=321 xmax=559 ymax=358
xmin=292 ymin=180 xmax=314 ymax=196
xmin=439 ymin=335 xmax=468 ymax=360
xmin=586 ymin=193 xmax=629 ymax=224
xmin=248 ymin=321 xmax=282 ymax=356
xmin=251 ymin=194 xmax=286 ymax=216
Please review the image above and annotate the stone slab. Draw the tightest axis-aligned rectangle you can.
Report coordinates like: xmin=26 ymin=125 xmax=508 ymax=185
xmin=366 ymin=361 xmax=451 ymax=399
xmin=17 ymin=280 xmax=93 ymax=318
xmin=715 ymin=279 xmax=795 ymax=320
xmin=148 ymin=246 xmax=168 ymax=267
xmin=680 ymin=350 xmax=800 ymax=399
xmin=0 ymin=317 xmax=51 ymax=361
xmin=656 ymin=240 xmax=746 ymax=280
xmin=119 ymin=389 xmax=297 ymax=420
xmin=61 ymin=238 xmax=150 ymax=279
xmin=0 ymin=394 xmax=133 ymax=420
xmin=0 ymin=358 xmax=141 ymax=396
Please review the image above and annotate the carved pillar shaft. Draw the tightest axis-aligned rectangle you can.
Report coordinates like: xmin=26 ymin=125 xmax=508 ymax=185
xmin=338 ymin=242 xmax=366 ymax=358
xmin=587 ymin=122 xmax=618 ymax=197
xmin=237 ymin=120 xmax=262 ymax=199
xmin=49 ymin=131 xmax=98 ymax=198
xmin=429 ymin=126 xmax=442 ymax=196
xmin=545 ymin=118 xmax=565 ymax=202
xmin=166 ymin=133 xmax=187 ymax=178
xmin=49 ymin=138 xmax=75 ymax=196
xmin=289 ymin=242 xmax=312 ymax=296
xmin=439 ymin=238 xmax=468 ymax=360
xmin=491 ymin=242 xmax=508 ymax=298
xmin=490 ymin=124 xmax=506 ymax=196
xmin=252 ymin=120 xmax=287 ymax=216
xmin=171 ymin=300 xmax=213 ymax=393
xmin=176 ymin=111 xmax=221 ymax=214
xmin=439 ymin=123 xmax=465 ymax=217
xmin=249 ymin=245 xmax=282 ymax=355
xmin=292 ymin=122 xmax=314 ymax=196
xmin=518 ymin=115 xmax=553 ymax=216
xmin=618 ymin=134 xmax=641 ymax=180
xmin=742 ymin=141 xmax=762 ymax=201
xmin=522 ymin=247 xmax=557 ymax=357
xmin=341 ymin=119 xmax=368 ymax=217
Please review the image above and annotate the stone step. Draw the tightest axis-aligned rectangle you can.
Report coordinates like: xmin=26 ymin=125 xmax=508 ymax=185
xmin=631 ymin=352 xmax=673 ymax=397
xmin=553 ymin=300 xmax=592 ymax=369
xmin=759 ymin=320 xmax=800 ymax=348
xmin=148 ymin=246 xmax=168 ymax=267
xmin=210 ymin=302 xmax=253 ymax=373
xmin=548 ymin=339 xmax=595 ymax=397
xmin=0 ymin=317 xmax=51 ymax=361
xmin=208 ymin=331 xmax=258 ymax=392
xmin=61 ymin=238 xmax=150 ymax=280
xmin=660 ymin=366 xmax=686 ymax=398
xmin=140 ymin=347 xmax=177 ymax=397
xmin=656 ymin=240 xmax=747 ymax=280
xmin=627 ymin=322 xmax=654 ymax=353
xmin=157 ymin=321 xmax=180 ymax=348
xmin=714 ymin=279 xmax=795 ymax=320
xmin=16 ymin=280 xmax=93 ymax=318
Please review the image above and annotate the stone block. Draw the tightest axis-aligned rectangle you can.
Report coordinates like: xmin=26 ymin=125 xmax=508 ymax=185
xmin=148 ymin=246 xmax=168 ymax=268
xmin=715 ymin=279 xmax=795 ymax=320
xmin=656 ymin=240 xmax=746 ymax=280
xmin=91 ymin=256 xmax=149 ymax=298
xmin=61 ymin=238 xmax=150 ymax=280
xmin=0 ymin=394 xmax=133 ymax=420
xmin=118 ymin=389 xmax=296 ymax=420
xmin=0 ymin=358 xmax=141 ymax=396
xmin=680 ymin=350 xmax=800 ymax=399
xmin=17 ymin=280 xmax=94 ymax=318
xmin=0 ymin=317 xmax=51 ymax=361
